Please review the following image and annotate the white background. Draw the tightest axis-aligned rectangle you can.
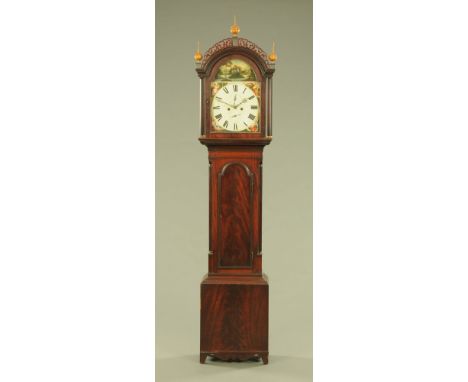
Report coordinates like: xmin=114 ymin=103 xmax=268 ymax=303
xmin=314 ymin=0 xmax=468 ymax=381
xmin=1 ymin=1 xmax=468 ymax=381
xmin=0 ymin=1 xmax=154 ymax=381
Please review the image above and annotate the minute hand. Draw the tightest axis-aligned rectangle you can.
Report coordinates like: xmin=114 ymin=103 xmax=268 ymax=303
xmin=233 ymin=98 xmax=249 ymax=109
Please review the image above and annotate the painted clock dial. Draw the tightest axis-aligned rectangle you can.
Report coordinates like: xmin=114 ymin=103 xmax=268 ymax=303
xmin=210 ymin=59 xmax=261 ymax=133
xmin=211 ymin=82 xmax=259 ymax=132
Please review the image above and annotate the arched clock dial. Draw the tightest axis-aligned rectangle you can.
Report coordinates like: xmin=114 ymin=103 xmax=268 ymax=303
xmin=211 ymin=82 xmax=260 ymax=132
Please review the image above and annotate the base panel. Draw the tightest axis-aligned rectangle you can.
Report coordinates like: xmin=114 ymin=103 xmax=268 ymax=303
xmin=200 ymin=274 xmax=268 ymax=365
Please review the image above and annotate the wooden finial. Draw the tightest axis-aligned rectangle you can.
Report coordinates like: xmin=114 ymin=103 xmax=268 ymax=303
xmin=194 ymin=40 xmax=202 ymax=62
xmin=230 ymin=15 xmax=240 ymax=36
xmin=268 ymin=41 xmax=277 ymax=62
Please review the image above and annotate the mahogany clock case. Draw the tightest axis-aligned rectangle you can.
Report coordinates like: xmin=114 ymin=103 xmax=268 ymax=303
xmin=196 ymin=37 xmax=275 ymax=365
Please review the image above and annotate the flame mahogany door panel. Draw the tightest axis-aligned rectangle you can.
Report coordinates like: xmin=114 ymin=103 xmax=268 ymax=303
xmin=208 ymin=146 xmax=263 ymax=275
xmin=218 ymin=162 xmax=253 ymax=267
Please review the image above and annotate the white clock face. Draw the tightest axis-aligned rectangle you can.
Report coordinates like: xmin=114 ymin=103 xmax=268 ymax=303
xmin=211 ymin=82 xmax=260 ymax=132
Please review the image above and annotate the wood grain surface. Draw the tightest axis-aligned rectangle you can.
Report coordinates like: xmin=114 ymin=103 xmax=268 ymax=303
xmin=200 ymin=274 xmax=268 ymax=364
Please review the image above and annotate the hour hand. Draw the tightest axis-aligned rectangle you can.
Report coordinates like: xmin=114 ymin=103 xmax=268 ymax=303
xmin=217 ymin=100 xmax=235 ymax=108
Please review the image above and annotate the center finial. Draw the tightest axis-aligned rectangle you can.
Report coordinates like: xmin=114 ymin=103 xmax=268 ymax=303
xmin=230 ymin=15 xmax=240 ymax=36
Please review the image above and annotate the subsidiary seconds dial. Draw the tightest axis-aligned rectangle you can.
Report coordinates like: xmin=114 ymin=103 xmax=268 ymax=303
xmin=211 ymin=82 xmax=259 ymax=132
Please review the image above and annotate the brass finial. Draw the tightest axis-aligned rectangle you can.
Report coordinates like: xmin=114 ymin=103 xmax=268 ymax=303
xmin=268 ymin=41 xmax=277 ymax=62
xmin=230 ymin=15 xmax=240 ymax=36
xmin=194 ymin=41 xmax=202 ymax=62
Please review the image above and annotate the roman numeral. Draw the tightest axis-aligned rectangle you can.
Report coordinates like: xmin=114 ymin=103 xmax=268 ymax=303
xmin=233 ymin=123 xmax=238 ymax=130
xmin=248 ymin=95 xmax=255 ymax=100
xmin=251 ymin=105 xmax=258 ymax=109
xmin=223 ymin=120 xmax=229 ymax=128
xmin=215 ymin=114 xmax=222 ymax=120
xmin=233 ymin=84 xmax=238 ymax=92
xmin=243 ymin=121 xmax=248 ymax=127
xmin=215 ymin=96 xmax=222 ymax=101
xmin=213 ymin=106 xmax=220 ymax=109
xmin=248 ymin=114 xmax=255 ymax=120
xmin=223 ymin=87 xmax=229 ymax=94
xmin=243 ymin=88 xmax=247 ymax=93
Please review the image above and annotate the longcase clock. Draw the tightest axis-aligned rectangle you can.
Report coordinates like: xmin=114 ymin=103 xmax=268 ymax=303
xmin=194 ymin=20 xmax=277 ymax=365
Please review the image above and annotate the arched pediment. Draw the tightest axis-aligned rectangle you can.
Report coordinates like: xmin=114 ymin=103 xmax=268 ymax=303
xmin=196 ymin=37 xmax=275 ymax=78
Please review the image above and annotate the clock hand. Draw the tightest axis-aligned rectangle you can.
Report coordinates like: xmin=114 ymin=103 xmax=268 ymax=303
xmin=217 ymin=100 xmax=236 ymax=108
xmin=233 ymin=98 xmax=248 ymax=109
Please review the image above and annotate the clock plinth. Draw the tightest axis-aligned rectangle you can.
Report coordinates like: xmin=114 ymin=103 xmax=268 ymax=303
xmin=195 ymin=32 xmax=275 ymax=365
xmin=200 ymin=273 xmax=268 ymax=364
